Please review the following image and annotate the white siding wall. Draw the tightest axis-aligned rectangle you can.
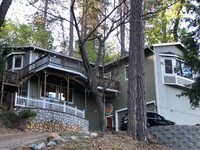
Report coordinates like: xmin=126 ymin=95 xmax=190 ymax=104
xmin=154 ymin=45 xmax=200 ymax=125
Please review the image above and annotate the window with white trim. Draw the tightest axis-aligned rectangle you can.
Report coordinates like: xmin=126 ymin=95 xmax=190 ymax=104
xmin=6 ymin=55 xmax=23 ymax=71
xmin=162 ymin=57 xmax=193 ymax=80
xmin=41 ymin=83 xmax=73 ymax=103
xmin=164 ymin=59 xmax=173 ymax=74
xmin=176 ymin=60 xmax=192 ymax=79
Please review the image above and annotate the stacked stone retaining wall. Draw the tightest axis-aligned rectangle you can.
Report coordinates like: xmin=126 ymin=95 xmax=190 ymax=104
xmin=148 ymin=125 xmax=200 ymax=150
xmin=17 ymin=108 xmax=89 ymax=133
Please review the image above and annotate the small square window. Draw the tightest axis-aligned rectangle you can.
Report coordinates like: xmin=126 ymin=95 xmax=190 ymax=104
xmin=165 ymin=59 xmax=173 ymax=74
xmin=15 ymin=56 xmax=22 ymax=68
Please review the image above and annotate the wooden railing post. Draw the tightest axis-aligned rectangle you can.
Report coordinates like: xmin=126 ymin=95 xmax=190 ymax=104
xmin=75 ymin=106 xmax=77 ymax=116
xmin=14 ymin=92 xmax=17 ymax=106
xmin=83 ymin=109 xmax=85 ymax=118
xmin=63 ymin=102 xmax=66 ymax=112
xmin=43 ymin=99 xmax=46 ymax=109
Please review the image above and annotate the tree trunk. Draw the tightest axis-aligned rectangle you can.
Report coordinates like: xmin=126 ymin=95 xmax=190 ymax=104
xmin=69 ymin=0 xmax=74 ymax=56
xmin=0 ymin=0 xmax=12 ymax=28
xmin=128 ymin=0 xmax=146 ymax=142
xmin=120 ymin=0 xmax=126 ymax=57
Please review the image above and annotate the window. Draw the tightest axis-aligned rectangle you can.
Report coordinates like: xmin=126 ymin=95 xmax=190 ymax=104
xmin=41 ymin=83 xmax=73 ymax=103
xmin=6 ymin=55 xmax=23 ymax=71
xmin=59 ymin=87 xmax=73 ymax=103
xmin=164 ymin=59 xmax=173 ymax=74
xmin=15 ymin=56 xmax=22 ymax=68
xmin=41 ymin=83 xmax=57 ymax=99
xmin=176 ymin=60 xmax=192 ymax=79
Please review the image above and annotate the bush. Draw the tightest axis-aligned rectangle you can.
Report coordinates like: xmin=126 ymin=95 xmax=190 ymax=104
xmin=18 ymin=109 xmax=37 ymax=119
xmin=0 ymin=111 xmax=20 ymax=128
xmin=0 ymin=109 xmax=37 ymax=129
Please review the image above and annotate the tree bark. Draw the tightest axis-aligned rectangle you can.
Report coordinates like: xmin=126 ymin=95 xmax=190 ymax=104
xmin=69 ymin=0 xmax=74 ymax=56
xmin=0 ymin=0 xmax=12 ymax=28
xmin=128 ymin=0 xmax=146 ymax=142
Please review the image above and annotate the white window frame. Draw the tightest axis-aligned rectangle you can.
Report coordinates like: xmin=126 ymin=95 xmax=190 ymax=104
xmin=6 ymin=55 xmax=23 ymax=72
xmin=40 ymin=82 xmax=73 ymax=104
xmin=14 ymin=55 xmax=23 ymax=70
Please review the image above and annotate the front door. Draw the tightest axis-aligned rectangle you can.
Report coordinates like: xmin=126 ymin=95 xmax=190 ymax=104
xmin=107 ymin=116 xmax=113 ymax=130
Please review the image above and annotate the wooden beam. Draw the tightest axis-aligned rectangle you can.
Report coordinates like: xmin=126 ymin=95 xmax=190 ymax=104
xmin=37 ymin=76 xmax=40 ymax=99
xmin=44 ymin=71 xmax=47 ymax=98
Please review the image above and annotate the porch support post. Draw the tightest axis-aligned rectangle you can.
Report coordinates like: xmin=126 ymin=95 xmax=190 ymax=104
xmin=60 ymin=81 xmax=62 ymax=102
xmin=10 ymin=93 xmax=14 ymax=111
xmin=37 ymin=76 xmax=40 ymax=99
xmin=0 ymin=83 xmax=4 ymax=108
xmin=44 ymin=71 xmax=47 ymax=98
xmin=67 ymin=77 xmax=69 ymax=104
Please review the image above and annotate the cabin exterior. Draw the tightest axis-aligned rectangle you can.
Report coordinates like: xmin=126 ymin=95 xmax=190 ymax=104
xmin=0 ymin=46 xmax=119 ymax=131
xmin=104 ymin=42 xmax=200 ymax=131
xmin=1 ymin=42 xmax=200 ymax=132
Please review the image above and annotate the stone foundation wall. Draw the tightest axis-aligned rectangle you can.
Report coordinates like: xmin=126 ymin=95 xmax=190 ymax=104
xmin=18 ymin=108 xmax=89 ymax=133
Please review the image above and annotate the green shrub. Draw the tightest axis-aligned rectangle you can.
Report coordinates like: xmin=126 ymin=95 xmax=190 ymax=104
xmin=0 ymin=109 xmax=37 ymax=129
xmin=18 ymin=109 xmax=37 ymax=119
xmin=0 ymin=111 xmax=20 ymax=128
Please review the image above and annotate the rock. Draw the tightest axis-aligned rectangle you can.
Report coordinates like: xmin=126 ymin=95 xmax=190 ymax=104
xmin=47 ymin=132 xmax=63 ymax=143
xmin=35 ymin=143 xmax=46 ymax=150
xmin=83 ymin=135 xmax=90 ymax=139
xmin=70 ymin=135 xmax=78 ymax=140
xmin=23 ymin=145 xmax=30 ymax=150
xmin=90 ymin=132 xmax=98 ymax=138
xmin=29 ymin=143 xmax=38 ymax=150
xmin=47 ymin=141 xmax=57 ymax=147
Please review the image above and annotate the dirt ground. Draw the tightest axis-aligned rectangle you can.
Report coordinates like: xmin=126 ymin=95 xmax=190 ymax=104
xmin=46 ymin=132 xmax=173 ymax=150
xmin=0 ymin=127 xmax=49 ymax=150
xmin=0 ymin=126 xmax=173 ymax=150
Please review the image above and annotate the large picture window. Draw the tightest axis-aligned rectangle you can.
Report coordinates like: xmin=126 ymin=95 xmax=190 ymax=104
xmin=59 ymin=87 xmax=73 ymax=103
xmin=176 ymin=60 xmax=192 ymax=79
xmin=41 ymin=83 xmax=73 ymax=103
xmin=41 ymin=83 xmax=57 ymax=99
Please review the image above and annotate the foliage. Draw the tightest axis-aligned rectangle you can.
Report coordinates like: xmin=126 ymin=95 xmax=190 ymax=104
xmin=75 ymin=40 xmax=119 ymax=63
xmin=0 ymin=19 xmax=53 ymax=49
xmin=18 ymin=109 xmax=37 ymax=119
xmin=0 ymin=109 xmax=37 ymax=128
xmin=0 ymin=110 xmax=20 ymax=128
xmin=179 ymin=0 xmax=200 ymax=108
xmin=144 ymin=0 xmax=184 ymax=44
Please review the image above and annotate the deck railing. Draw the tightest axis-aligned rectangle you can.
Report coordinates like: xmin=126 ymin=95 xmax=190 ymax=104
xmin=4 ymin=54 xmax=119 ymax=91
xmin=2 ymin=71 xmax=18 ymax=84
xmin=14 ymin=93 xmax=85 ymax=118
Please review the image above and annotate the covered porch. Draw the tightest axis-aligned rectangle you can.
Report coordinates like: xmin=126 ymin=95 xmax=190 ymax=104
xmin=14 ymin=93 xmax=85 ymax=118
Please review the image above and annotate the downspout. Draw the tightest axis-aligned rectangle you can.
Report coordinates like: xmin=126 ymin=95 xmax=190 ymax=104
xmin=151 ymin=46 xmax=160 ymax=114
